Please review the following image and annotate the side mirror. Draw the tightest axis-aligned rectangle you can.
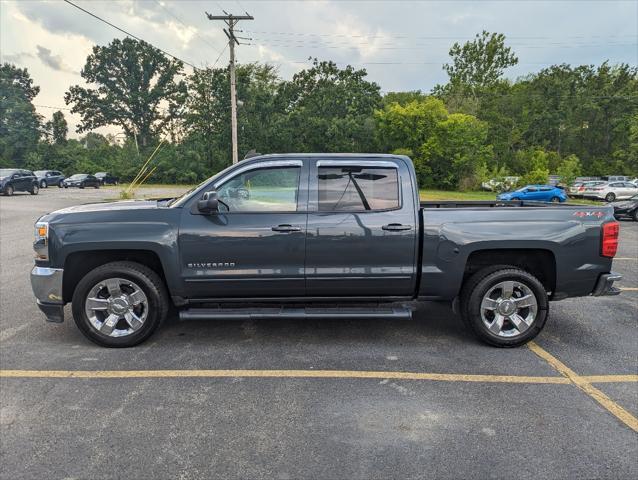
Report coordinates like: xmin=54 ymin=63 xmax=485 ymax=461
xmin=197 ymin=190 xmax=219 ymax=214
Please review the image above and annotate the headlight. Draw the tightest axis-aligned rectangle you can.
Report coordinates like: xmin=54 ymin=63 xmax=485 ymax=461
xmin=34 ymin=221 xmax=49 ymax=260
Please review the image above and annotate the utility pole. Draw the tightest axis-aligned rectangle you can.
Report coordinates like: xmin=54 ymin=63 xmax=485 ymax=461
xmin=206 ymin=10 xmax=253 ymax=164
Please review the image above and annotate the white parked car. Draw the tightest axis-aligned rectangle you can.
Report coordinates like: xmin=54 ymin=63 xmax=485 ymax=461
xmin=583 ymin=181 xmax=638 ymax=202
xmin=569 ymin=180 xmax=605 ymax=198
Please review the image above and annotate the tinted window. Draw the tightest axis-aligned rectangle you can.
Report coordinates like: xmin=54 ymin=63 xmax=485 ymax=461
xmin=318 ymin=166 xmax=399 ymax=212
xmin=217 ymin=166 xmax=300 ymax=212
xmin=539 ymin=186 xmax=552 ymax=191
xmin=610 ymin=183 xmax=622 ymax=187
xmin=527 ymin=187 xmax=538 ymax=192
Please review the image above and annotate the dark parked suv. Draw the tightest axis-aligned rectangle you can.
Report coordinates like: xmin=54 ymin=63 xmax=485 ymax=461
xmin=34 ymin=170 xmax=65 ymax=188
xmin=0 ymin=169 xmax=39 ymax=196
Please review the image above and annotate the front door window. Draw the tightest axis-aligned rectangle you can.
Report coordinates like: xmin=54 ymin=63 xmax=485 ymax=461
xmin=217 ymin=167 xmax=300 ymax=212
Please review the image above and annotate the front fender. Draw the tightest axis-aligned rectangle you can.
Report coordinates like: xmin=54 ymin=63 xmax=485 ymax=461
xmin=46 ymin=209 xmax=181 ymax=293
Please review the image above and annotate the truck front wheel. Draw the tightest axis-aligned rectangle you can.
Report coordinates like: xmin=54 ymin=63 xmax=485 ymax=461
xmin=460 ymin=267 xmax=548 ymax=347
xmin=71 ymin=261 xmax=169 ymax=347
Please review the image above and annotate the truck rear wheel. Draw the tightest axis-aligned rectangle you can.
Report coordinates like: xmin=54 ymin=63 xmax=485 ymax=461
xmin=460 ymin=267 xmax=548 ymax=347
xmin=71 ymin=261 xmax=168 ymax=347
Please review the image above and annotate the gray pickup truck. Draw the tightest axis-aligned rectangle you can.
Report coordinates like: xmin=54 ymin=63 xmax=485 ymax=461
xmin=31 ymin=154 xmax=622 ymax=348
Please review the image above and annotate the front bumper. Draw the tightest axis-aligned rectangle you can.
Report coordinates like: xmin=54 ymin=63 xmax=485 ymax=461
xmin=30 ymin=266 xmax=64 ymax=322
xmin=592 ymin=272 xmax=622 ymax=296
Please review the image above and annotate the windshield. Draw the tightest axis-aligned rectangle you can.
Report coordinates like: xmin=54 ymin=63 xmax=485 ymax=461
xmin=0 ymin=169 xmax=17 ymax=177
xmin=514 ymin=186 xmax=529 ymax=192
xmin=168 ymin=165 xmax=236 ymax=207
xmin=68 ymin=174 xmax=86 ymax=180
xmin=95 ymin=172 xmax=106 ymax=176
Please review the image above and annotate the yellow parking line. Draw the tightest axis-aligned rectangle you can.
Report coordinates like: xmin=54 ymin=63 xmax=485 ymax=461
xmin=582 ymin=375 xmax=638 ymax=383
xmin=619 ymin=287 xmax=638 ymax=291
xmin=528 ymin=342 xmax=638 ymax=432
xmin=0 ymin=369 xmax=573 ymax=384
xmin=614 ymin=257 xmax=637 ymax=261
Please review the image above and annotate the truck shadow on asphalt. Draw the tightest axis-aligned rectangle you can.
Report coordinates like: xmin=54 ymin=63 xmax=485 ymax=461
xmin=157 ymin=301 xmax=475 ymax=348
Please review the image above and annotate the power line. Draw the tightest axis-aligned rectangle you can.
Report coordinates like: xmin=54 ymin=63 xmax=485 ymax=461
xmin=34 ymin=104 xmax=73 ymax=111
xmin=62 ymin=0 xmax=199 ymax=70
xmin=212 ymin=43 xmax=229 ymax=68
xmin=250 ymin=40 xmax=636 ymax=51
xmin=243 ymin=29 xmax=638 ymax=41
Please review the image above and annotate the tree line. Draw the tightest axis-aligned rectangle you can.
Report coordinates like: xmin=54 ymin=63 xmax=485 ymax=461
xmin=1 ymin=32 xmax=636 ymax=189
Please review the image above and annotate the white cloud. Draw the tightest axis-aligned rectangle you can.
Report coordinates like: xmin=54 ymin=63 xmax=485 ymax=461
xmin=1 ymin=0 xmax=635 ymax=136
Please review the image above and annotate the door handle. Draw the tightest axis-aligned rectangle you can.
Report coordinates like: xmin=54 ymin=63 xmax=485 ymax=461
xmin=272 ymin=224 xmax=302 ymax=233
xmin=382 ymin=223 xmax=413 ymax=231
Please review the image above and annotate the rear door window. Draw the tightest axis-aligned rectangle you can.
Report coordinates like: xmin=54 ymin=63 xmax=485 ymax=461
xmin=318 ymin=166 xmax=400 ymax=212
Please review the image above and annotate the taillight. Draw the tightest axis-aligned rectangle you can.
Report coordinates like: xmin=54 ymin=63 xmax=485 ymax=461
xmin=601 ymin=222 xmax=619 ymax=258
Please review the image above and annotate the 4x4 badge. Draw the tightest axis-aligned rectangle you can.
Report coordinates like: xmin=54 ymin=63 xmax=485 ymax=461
xmin=573 ymin=211 xmax=604 ymax=218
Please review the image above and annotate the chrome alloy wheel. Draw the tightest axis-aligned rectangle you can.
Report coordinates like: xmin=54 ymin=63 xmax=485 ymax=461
xmin=480 ymin=280 xmax=538 ymax=337
xmin=84 ymin=278 xmax=148 ymax=337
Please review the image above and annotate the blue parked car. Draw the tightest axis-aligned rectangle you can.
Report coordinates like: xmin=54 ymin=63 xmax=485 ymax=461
xmin=497 ymin=185 xmax=568 ymax=203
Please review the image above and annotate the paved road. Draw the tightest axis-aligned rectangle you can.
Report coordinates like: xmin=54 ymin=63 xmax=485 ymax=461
xmin=1 ymin=188 xmax=636 ymax=479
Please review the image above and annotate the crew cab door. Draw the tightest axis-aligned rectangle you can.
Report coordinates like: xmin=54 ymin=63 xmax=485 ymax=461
xmin=178 ymin=160 xmax=309 ymax=298
xmin=305 ymin=158 xmax=418 ymax=297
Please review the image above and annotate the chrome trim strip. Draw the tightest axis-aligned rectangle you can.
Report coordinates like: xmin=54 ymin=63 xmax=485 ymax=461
xmin=316 ymin=160 xmax=398 ymax=168
xmin=213 ymin=160 xmax=303 ymax=188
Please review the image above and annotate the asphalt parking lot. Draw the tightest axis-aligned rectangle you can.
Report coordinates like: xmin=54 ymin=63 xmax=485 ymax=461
xmin=1 ymin=187 xmax=636 ymax=479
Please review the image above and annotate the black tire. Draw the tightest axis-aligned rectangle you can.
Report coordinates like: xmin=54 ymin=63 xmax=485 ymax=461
xmin=58 ymin=180 xmax=64 ymax=188
xmin=79 ymin=185 xmax=84 ymax=189
xmin=64 ymin=185 xmax=68 ymax=189
xmin=605 ymin=192 xmax=616 ymax=202
xmin=72 ymin=261 xmax=169 ymax=347
xmin=4 ymin=185 xmax=13 ymax=196
xmin=40 ymin=180 xmax=47 ymax=188
xmin=550 ymin=196 xmax=560 ymax=203
xmin=94 ymin=184 xmax=100 ymax=189
xmin=633 ymin=209 xmax=638 ymax=222
xmin=30 ymin=184 xmax=39 ymax=195
xmin=460 ymin=266 xmax=548 ymax=347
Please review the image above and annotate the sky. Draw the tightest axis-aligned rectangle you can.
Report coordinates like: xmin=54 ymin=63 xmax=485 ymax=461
xmin=1 ymin=0 xmax=637 ymax=138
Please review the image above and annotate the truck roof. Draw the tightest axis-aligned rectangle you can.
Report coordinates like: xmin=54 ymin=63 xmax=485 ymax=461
xmin=244 ymin=153 xmax=410 ymax=162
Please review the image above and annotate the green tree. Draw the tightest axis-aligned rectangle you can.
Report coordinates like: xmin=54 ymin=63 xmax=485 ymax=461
xmin=0 ymin=63 xmax=41 ymax=166
xmin=514 ymin=147 xmax=551 ymax=185
xmin=375 ymin=97 xmax=447 ymax=155
xmin=185 ymin=63 xmax=280 ymax=170
xmin=555 ymin=154 xmax=582 ymax=184
xmin=440 ymin=31 xmax=518 ymax=97
xmin=45 ymin=110 xmax=68 ymax=145
xmin=382 ymin=90 xmax=428 ymax=107
xmin=274 ymin=59 xmax=381 ymax=152
xmin=419 ymin=113 xmax=493 ymax=190
xmin=65 ymin=38 xmax=187 ymax=147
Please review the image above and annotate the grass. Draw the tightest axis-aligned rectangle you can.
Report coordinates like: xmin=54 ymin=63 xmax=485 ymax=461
xmin=419 ymin=189 xmax=495 ymax=201
xmin=102 ymin=183 xmax=194 ymax=190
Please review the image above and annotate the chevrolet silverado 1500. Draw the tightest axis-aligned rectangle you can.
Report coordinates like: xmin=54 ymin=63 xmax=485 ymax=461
xmin=31 ymin=154 xmax=622 ymax=347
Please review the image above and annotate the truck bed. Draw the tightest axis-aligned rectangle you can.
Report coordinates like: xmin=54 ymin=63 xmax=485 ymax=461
xmin=421 ymin=200 xmax=565 ymax=208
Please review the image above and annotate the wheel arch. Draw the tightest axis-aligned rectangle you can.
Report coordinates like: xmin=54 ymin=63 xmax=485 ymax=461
xmin=463 ymin=248 xmax=557 ymax=294
xmin=63 ymin=250 xmax=168 ymax=303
